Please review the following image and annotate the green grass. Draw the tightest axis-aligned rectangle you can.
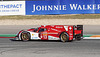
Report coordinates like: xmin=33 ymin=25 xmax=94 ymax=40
xmin=1 ymin=14 xmax=100 ymax=19
xmin=83 ymin=35 xmax=93 ymax=37
xmin=0 ymin=34 xmax=16 ymax=37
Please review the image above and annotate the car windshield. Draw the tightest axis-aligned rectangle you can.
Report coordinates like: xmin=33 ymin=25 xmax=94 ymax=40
xmin=34 ymin=28 xmax=38 ymax=32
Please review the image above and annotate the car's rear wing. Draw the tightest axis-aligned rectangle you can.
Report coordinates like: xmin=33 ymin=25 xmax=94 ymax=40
xmin=73 ymin=25 xmax=83 ymax=38
xmin=77 ymin=25 xmax=83 ymax=37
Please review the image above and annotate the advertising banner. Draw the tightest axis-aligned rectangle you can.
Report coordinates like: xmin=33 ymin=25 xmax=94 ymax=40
xmin=26 ymin=0 xmax=60 ymax=15
xmin=0 ymin=0 xmax=100 ymax=15
xmin=0 ymin=1 xmax=25 ymax=15
xmin=26 ymin=0 xmax=100 ymax=15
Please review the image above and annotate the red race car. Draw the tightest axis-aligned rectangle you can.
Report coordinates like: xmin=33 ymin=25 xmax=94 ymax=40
xmin=15 ymin=25 xmax=83 ymax=42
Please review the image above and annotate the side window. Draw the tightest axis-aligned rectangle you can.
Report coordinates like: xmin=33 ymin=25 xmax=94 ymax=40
xmin=39 ymin=28 xmax=47 ymax=32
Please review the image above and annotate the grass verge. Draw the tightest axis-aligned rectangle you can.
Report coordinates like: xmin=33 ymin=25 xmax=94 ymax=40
xmin=0 ymin=34 xmax=16 ymax=37
xmin=0 ymin=14 xmax=100 ymax=20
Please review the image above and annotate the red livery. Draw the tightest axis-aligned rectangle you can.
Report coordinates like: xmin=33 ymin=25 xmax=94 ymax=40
xmin=15 ymin=25 xmax=83 ymax=42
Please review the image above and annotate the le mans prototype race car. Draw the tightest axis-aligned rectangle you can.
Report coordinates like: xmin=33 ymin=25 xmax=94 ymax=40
xmin=15 ymin=25 xmax=83 ymax=42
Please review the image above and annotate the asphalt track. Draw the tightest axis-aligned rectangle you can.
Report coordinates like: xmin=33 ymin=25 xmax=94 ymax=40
xmin=0 ymin=38 xmax=100 ymax=57
xmin=0 ymin=25 xmax=100 ymax=57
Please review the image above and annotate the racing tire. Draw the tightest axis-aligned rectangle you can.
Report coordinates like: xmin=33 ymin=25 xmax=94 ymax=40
xmin=60 ymin=32 xmax=69 ymax=42
xmin=75 ymin=34 xmax=82 ymax=41
xmin=21 ymin=31 xmax=30 ymax=41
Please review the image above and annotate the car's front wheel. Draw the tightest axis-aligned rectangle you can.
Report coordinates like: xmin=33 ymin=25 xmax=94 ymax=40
xmin=21 ymin=31 xmax=30 ymax=41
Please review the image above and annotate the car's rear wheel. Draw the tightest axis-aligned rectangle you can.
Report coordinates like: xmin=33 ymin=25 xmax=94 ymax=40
xmin=60 ymin=32 xmax=69 ymax=42
xmin=21 ymin=31 xmax=30 ymax=41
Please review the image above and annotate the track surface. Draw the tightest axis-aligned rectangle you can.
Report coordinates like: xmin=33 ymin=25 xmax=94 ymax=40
xmin=0 ymin=38 xmax=100 ymax=57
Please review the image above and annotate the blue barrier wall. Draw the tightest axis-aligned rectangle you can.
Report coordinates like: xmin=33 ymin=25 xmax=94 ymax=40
xmin=26 ymin=0 xmax=100 ymax=15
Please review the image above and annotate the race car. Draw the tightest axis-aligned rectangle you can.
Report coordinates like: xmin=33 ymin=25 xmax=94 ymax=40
xmin=15 ymin=25 xmax=83 ymax=42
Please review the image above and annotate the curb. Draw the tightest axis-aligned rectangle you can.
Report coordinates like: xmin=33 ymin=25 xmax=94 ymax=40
xmin=83 ymin=35 xmax=100 ymax=39
xmin=83 ymin=37 xmax=100 ymax=39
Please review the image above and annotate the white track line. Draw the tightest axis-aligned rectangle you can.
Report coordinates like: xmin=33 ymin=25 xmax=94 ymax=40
xmin=83 ymin=37 xmax=100 ymax=39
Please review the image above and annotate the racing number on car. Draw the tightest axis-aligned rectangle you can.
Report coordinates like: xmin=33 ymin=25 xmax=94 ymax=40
xmin=43 ymin=33 xmax=47 ymax=39
xmin=39 ymin=28 xmax=48 ymax=40
xmin=40 ymin=32 xmax=48 ymax=40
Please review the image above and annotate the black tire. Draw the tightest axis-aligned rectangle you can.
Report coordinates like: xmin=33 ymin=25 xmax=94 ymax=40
xmin=21 ymin=31 xmax=30 ymax=41
xmin=75 ymin=34 xmax=82 ymax=41
xmin=60 ymin=32 xmax=69 ymax=42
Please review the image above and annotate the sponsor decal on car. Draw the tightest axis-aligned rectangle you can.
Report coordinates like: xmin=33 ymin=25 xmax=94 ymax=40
xmin=48 ymin=36 xmax=60 ymax=40
xmin=32 ymin=34 xmax=34 ymax=36
xmin=64 ymin=26 xmax=68 ymax=31
xmin=51 ymin=28 xmax=58 ymax=31
xmin=32 ymin=37 xmax=38 ymax=39
xmin=69 ymin=27 xmax=72 ymax=30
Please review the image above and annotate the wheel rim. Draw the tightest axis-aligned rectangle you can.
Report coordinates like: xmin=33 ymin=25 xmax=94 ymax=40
xmin=61 ymin=34 xmax=68 ymax=42
xmin=21 ymin=33 xmax=29 ymax=41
